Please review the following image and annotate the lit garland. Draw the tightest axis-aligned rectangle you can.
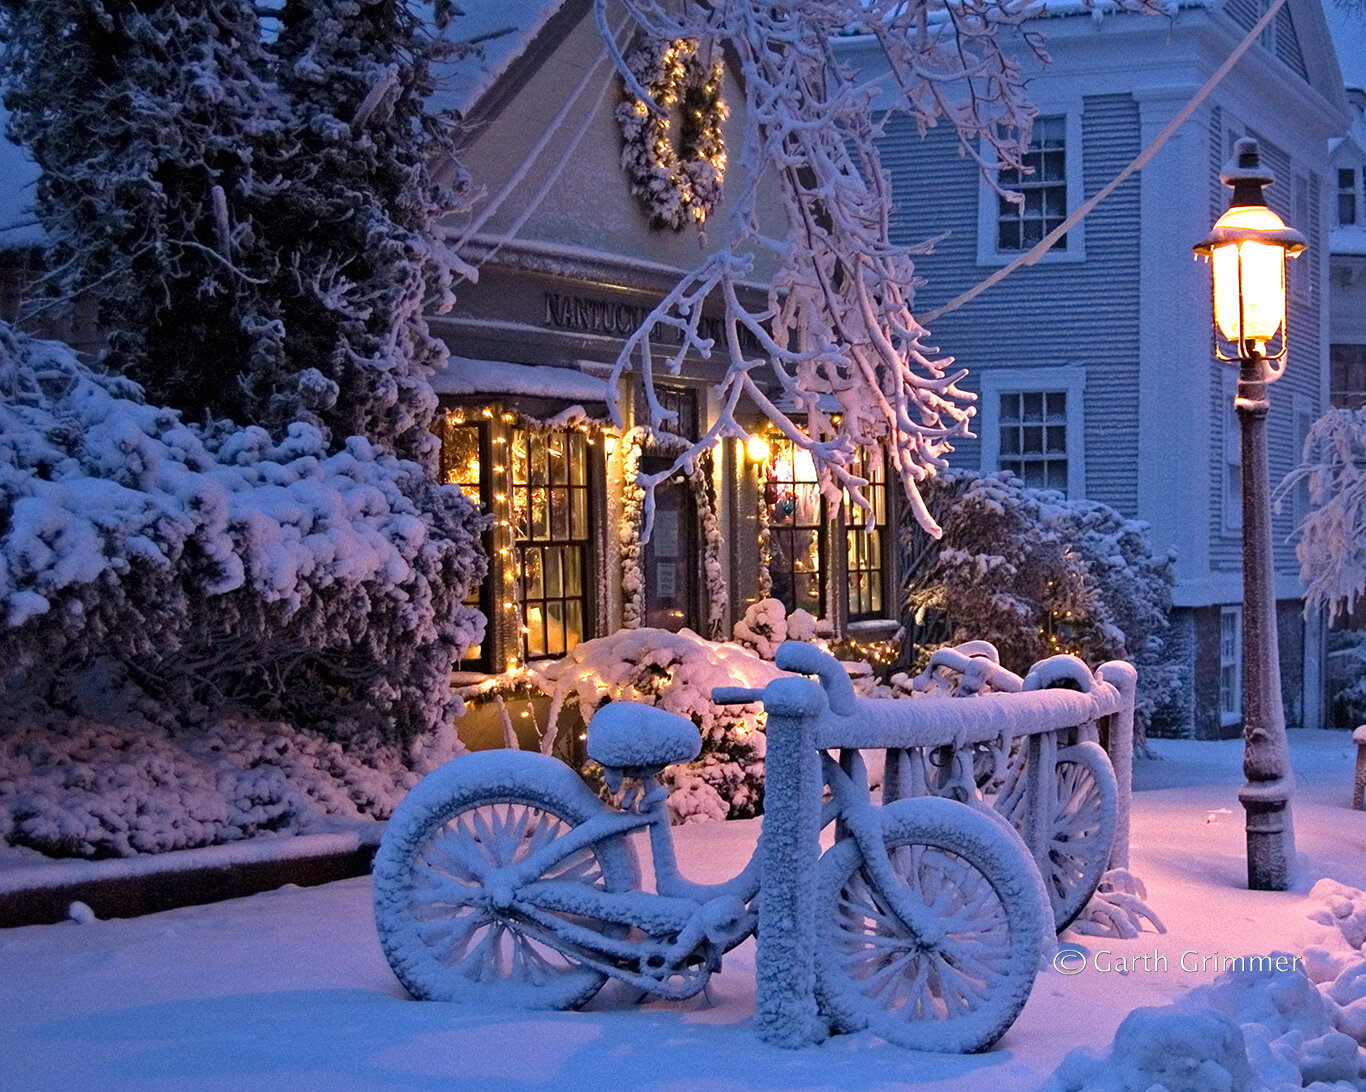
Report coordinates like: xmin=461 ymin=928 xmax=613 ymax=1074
xmin=615 ymin=37 xmax=727 ymax=232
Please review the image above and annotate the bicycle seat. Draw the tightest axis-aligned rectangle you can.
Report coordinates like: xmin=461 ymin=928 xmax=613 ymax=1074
xmin=586 ymin=703 xmax=701 ymax=770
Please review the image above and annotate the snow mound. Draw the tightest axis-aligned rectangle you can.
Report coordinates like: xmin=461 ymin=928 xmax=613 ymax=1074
xmin=1050 ymin=882 xmax=1366 ymax=1091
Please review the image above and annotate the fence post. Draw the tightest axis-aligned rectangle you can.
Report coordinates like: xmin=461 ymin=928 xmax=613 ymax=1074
xmin=753 ymin=675 xmax=828 ymax=1048
xmin=1097 ymin=661 xmax=1137 ymax=871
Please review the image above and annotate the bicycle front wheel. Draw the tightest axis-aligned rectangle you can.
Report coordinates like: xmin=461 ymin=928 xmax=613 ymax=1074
xmin=374 ymin=750 xmax=637 ymax=1010
xmin=814 ymin=796 xmax=1046 ymax=1053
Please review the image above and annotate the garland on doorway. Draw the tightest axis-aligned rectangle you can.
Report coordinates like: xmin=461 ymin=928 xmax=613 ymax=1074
xmin=615 ymin=38 xmax=728 ymax=232
xmin=617 ymin=428 xmax=727 ymax=637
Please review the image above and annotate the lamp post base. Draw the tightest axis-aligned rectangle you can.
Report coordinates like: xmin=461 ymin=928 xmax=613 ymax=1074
xmin=1239 ymin=779 xmax=1295 ymax=891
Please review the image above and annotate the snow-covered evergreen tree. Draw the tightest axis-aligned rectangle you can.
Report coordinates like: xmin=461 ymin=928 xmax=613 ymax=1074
xmin=0 ymin=0 xmax=288 ymax=423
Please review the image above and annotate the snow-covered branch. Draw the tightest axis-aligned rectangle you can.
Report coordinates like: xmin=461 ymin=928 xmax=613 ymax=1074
xmin=594 ymin=0 xmax=1154 ymax=536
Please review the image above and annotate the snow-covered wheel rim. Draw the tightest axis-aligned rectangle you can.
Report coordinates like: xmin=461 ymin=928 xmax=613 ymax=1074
xmin=373 ymin=751 xmax=636 ymax=1010
xmin=1043 ymin=742 xmax=1118 ymax=932
xmin=814 ymin=797 xmax=1046 ymax=1053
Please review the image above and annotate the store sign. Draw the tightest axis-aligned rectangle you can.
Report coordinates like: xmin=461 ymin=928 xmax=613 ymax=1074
xmin=543 ymin=291 xmax=756 ymax=351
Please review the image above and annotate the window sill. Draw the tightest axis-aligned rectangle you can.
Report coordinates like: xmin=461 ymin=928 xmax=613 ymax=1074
xmin=975 ymin=246 xmax=1086 ymax=268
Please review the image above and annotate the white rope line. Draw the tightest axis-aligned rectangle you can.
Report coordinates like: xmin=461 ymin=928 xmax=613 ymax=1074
xmin=919 ymin=0 xmax=1292 ymax=325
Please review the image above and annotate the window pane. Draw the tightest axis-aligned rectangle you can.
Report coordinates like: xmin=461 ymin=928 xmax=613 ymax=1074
xmin=1047 ymin=426 xmax=1066 ymax=453
xmin=564 ymin=546 xmax=582 ymax=596
xmin=551 ymin=487 xmax=568 ymax=540
xmin=526 ymin=605 xmax=545 ymax=657
xmin=1047 ymin=462 xmax=1067 ymax=491
xmin=999 ymin=220 xmax=1020 ymax=249
xmin=545 ymin=547 xmax=562 ymax=599
xmin=565 ymin=600 xmax=583 ymax=651
xmin=1046 ymin=392 xmax=1066 ymax=417
xmin=1023 ymin=426 xmax=1043 ymax=453
xmin=529 ymin=487 xmax=547 ymax=540
xmin=569 ymin=432 xmax=586 ymax=486
xmin=571 ymin=487 xmax=587 ymax=539
xmin=524 ymin=548 xmax=543 ymax=599
xmin=549 ymin=436 xmax=567 ymax=486
xmin=1023 ymin=392 xmax=1043 ymax=421
xmin=531 ymin=434 xmax=548 ymax=487
xmin=546 ymin=601 xmax=565 ymax=656
xmin=1023 ymin=462 xmax=1045 ymax=488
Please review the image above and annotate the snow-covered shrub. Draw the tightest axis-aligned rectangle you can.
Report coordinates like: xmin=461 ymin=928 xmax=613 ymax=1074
xmin=531 ymin=628 xmax=783 ymax=822
xmin=0 ymin=325 xmax=485 ymax=747
xmin=902 ymin=471 xmax=1179 ymax=737
xmin=732 ymin=598 xmax=819 ymax=660
xmin=1326 ymin=630 xmax=1366 ymax=730
xmin=0 ymin=702 xmax=462 ymax=859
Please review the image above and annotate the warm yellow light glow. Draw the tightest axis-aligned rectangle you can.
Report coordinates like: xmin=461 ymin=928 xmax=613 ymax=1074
xmin=605 ymin=435 xmax=618 ymax=456
xmin=746 ymin=436 xmax=771 ymax=462
xmin=1208 ymin=206 xmax=1291 ymax=347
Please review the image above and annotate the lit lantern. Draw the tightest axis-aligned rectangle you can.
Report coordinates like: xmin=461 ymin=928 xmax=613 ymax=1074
xmin=1193 ymin=139 xmax=1306 ymax=362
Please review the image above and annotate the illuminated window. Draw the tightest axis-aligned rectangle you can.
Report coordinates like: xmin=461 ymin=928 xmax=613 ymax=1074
xmin=997 ymin=116 xmax=1067 ymax=252
xmin=844 ymin=450 xmax=887 ymax=619
xmin=765 ymin=438 xmax=825 ymax=615
xmin=512 ymin=428 xmax=590 ymax=660
xmin=998 ymin=391 xmax=1068 ymax=492
xmin=438 ymin=413 xmax=490 ymax=670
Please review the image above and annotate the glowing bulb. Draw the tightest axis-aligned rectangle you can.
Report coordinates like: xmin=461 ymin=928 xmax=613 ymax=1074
xmin=746 ymin=436 xmax=771 ymax=462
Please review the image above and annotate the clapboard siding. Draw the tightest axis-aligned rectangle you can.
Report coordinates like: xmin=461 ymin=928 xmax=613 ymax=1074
xmin=1223 ymin=0 xmax=1310 ymax=81
xmin=877 ymin=95 xmax=1141 ymax=514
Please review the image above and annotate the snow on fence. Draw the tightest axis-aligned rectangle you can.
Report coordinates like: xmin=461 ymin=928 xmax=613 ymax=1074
xmin=730 ymin=642 xmax=1136 ymax=1048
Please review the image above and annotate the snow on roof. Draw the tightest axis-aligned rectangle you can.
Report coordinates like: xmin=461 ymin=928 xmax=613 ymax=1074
xmin=429 ymin=0 xmax=567 ymax=119
xmin=1332 ymin=225 xmax=1366 ymax=256
xmin=433 ymin=355 xmax=609 ymax=401
xmin=0 ymin=102 xmax=43 ymax=249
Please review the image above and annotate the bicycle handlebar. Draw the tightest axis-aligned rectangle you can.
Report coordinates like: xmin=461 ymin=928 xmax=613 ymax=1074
xmin=711 ymin=686 xmax=765 ymax=706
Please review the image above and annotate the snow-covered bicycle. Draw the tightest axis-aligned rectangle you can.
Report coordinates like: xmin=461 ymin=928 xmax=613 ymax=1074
xmin=373 ymin=645 xmax=1051 ymax=1053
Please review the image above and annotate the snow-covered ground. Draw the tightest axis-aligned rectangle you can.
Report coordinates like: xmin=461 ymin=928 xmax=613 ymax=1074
xmin=4 ymin=731 xmax=1366 ymax=1091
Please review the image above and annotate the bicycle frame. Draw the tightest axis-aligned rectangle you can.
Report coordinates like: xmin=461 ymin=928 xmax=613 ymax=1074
xmin=468 ymin=741 xmax=922 ymax=1001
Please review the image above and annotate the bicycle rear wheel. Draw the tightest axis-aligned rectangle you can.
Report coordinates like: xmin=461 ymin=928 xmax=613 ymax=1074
xmin=815 ymin=796 xmax=1046 ymax=1053
xmin=374 ymin=751 xmax=637 ymax=1010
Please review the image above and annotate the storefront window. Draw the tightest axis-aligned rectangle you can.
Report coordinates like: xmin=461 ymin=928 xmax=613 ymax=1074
xmin=512 ymin=427 xmax=590 ymax=659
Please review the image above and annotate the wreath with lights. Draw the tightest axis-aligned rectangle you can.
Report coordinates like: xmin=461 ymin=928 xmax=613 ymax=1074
xmin=615 ymin=38 xmax=728 ymax=232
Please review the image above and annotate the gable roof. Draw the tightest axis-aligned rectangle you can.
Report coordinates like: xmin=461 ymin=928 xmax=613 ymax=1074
xmin=429 ymin=0 xmax=584 ymax=126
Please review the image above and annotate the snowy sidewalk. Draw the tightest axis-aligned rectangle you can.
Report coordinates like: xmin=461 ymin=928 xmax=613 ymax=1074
xmin=4 ymin=731 xmax=1366 ymax=1091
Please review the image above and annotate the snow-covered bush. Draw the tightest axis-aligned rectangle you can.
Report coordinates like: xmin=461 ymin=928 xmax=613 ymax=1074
xmin=0 ymin=325 xmax=484 ymax=747
xmin=902 ymin=471 xmax=1179 ymax=736
xmin=0 ymin=700 xmax=462 ymax=859
xmin=731 ymin=598 xmax=820 ymax=660
xmin=531 ymin=628 xmax=783 ymax=822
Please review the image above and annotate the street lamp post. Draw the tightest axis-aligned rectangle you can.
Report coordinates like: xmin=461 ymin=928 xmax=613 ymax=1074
xmin=1194 ymin=138 xmax=1307 ymax=891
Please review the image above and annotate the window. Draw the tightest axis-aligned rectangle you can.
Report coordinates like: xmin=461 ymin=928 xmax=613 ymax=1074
xmin=1341 ymin=168 xmax=1358 ymax=227
xmin=979 ymin=366 xmax=1085 ymax=497
xmin=512 ymin=427 xmax=590 ymax=660
xmin=1223 ymin=369 xmax=1242 ymax=532
xmin=844 ymin=450 xmax=887 ymax=619
xmin=997 ymin=116 xmax=1068 ymax=253
xmin=1331 ymin=344 xmax=1366 ymax=410
xmin=978 ymin=110 xmax=1083 ymax=265
xmin=765 ymin=438 xmax=825 ymax=616
xmin=1220 ymin=606 xmax=1242 ymax=725
xmin=438 ymin=413 xmax=491 ymax=670
xmin=998 ymin=391 xmax=1069 ymax=491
